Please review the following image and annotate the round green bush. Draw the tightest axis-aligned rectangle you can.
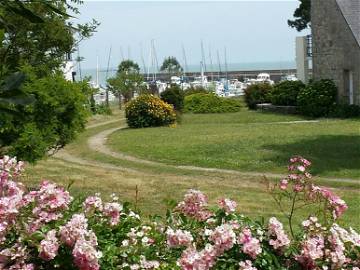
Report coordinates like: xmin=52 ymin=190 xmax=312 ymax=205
xmin=160 ymin=84 xmax=184 ymax=111
xmin=297 ymin=79 xmax=337 ymax=117
xmin=184 ymin=93 xmax=242 ymax=113
xmin=244 ymin=83 xmax=272 ymax=110
xmin=125 ymin=94 xmax=176 ymax=128
xmin=270 ymin=80 xmax=305 ymax=106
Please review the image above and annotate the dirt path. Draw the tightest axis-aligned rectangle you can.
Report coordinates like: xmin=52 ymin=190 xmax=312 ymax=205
xmin=86 ymin=123 xmax=359 ymax=184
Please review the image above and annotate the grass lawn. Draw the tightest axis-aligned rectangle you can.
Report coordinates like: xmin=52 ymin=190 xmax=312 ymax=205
xmin=22 ymin=108 xmax=360 ymax=231
xmin=108 ymin=110 xmax=360 ymax=179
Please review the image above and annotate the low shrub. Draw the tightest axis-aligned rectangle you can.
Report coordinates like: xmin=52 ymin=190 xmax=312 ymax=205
xmin=94 ymin=103 xmax=112 ymax=115
xmin=160 ymin=84 xmax=185 ymax=112
xmin=329 ymin=104 xmax=360 ymax=118
xmin=244 ymin=83 xmax=272 ymax=110
xmin=1 ymin=155 xmax=358 ymax=270
xmin=270 ymin=80 xmax=305 ymax=106
xmin=125 ymin=94 xmax=176 ymax=128
xmin=184 ymin=93 xmax=242 ymax=113
xmin=297 ymin=79 xmax=337 ymax=117
xmin=183 ymin=86 xmax=208 ymax=96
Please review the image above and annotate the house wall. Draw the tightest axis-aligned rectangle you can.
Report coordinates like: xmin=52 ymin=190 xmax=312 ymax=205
xmin=311 ymin=0 xmax=360 ymax=105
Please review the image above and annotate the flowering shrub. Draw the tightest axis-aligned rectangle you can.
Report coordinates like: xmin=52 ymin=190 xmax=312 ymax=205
xmin=0 ymin=155 xmax=359 ymax=270
xmin=125 ymin=94 xmax=176 ymax=128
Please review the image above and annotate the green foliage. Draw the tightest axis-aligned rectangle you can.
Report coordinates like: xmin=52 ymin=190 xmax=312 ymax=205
xmin=94 ymin=103 xmax=113 ymax=115
xmin=329 ymin=104 xmax=360 ymax=119
xmin=270 ymin=81 xmax=305 ymax=106
xmin=107 ymin=60 xmax=144 ymax=104
xmin=244 ymin=83 xmax=272 ymax=110
xmin=160 ymin=85 xmax=185 ymax=112
xmin=160 ymin=56 xmax=183 ymax=75
xmin=288 ymin=0 xmax=311 ymax=32
xmin=0 ymin=0 xmax=98 ymax=76
xmin=0 ymin=71 xmax=90 ymax=162
xmin=183 ymin=86 xmax=209 ymax=96
xmin=297 ymin=79 xmax=337 ymax=117
xmin=184 ymin=93 xmax=242 ymax=113
xmin=125 ymin=94 xmax=176 ymax=128
xmin=117 ymin=60 xmax=140 ymax=73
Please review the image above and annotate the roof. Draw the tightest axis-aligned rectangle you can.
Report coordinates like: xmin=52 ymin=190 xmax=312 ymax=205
xmin=336 ymin=0 xmax=360 ymax=47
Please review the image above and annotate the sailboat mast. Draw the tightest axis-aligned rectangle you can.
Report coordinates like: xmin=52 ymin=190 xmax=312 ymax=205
xmin=147 ymin=41 xmax=152 ymax=81
xmin=120 ymin=46 xmax=125 ymax=62
xmin=140 ymin=43 xmax=147 ymax=75
xmin=208 ymin=45 xmax=214 ymax=81
xmin=105 ymin=46 xmax=112 ymax=107
xmin=182 ymin=44 xmax=189 ymax=76
xmin=216 ymin=50 xmax=221 ymax=79
xmin=201 ymin=40 xmax=207 ymax=73
xmin=224 ymin=46 xmax=228 ymax=80
xmin=152 ymin=40 xmax=159 ymax=81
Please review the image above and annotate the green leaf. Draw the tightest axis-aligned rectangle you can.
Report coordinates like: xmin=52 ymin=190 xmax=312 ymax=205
xmin=1 ymin=72 xmax=26 ymax=92
xmin=0 ymin=95 xmax=34 ymax=106
xmin=8 ymin=4 xmax=44 ymax=23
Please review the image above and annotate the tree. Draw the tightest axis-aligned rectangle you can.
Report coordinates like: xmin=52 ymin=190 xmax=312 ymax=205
xmin=288 ymin=0 xmax=311 ymax=32
xmin=107 ymin=60 xmax=144 ymax=108
xmin=0 ymin=0 xmax=98 ymax=77
xmin=160 ymin=57 xmax=183 ymax=79
xmin=0 ymin=67 xmax=91 ymax=162
xmin=0 ymin=0 xmax=98 ymax=161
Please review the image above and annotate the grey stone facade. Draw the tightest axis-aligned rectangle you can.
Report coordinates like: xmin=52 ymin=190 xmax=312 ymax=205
xmin=311 ymin=0 xmax=360 ymax=105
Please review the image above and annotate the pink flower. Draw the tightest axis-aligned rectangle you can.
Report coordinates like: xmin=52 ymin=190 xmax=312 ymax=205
xmin=26 ymin=181 xmax=72 ymax=232
xmin=103 ymin=202 xmax=123 ymax=226
xmin=176 ymin=189 xmax=213 ymax=221
xmin=238 ymin=228 xmax=262 ymax=259
xmin=239 ymin=260 xmax=257 ymax=270
xmin=218 ymin=198 xmax=237 ymax=213
xmin=166 ymin=228 xmax=193 ymax=248
xmin=310 ymin=186 xmax=348 ymax=220
xmin=39 ymin=230 xmax=59 ymax=261
xmin=59 ymin=214 xmax=89 ymax=247
xmin=209 ymin=224 xmax=236 ymax=253
xmin=83 ymin=196 xmax=103 ymax=212
xmin=268 ymin=217 xmax=290 ymax=250
xmin=279 ymin=179 xmax=288 ymax=190
xmin=72 ymin=239 xmax=102 ymax=270
xmin=178 ymin=245 xmax=217 ymax=270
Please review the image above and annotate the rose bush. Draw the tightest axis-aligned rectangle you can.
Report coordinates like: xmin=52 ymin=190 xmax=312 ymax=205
xmin=0 ymin=156 xmax=359 ymax=270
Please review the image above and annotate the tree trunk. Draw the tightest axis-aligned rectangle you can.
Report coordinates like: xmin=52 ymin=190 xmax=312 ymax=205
xmin=118 ymin=94 xmax=122 ymax=110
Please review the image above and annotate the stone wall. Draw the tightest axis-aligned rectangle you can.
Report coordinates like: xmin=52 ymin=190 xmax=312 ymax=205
xmin=311 ymin=0 xmax=360 ymax=105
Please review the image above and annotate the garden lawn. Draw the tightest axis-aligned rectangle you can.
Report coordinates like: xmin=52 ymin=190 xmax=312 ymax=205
xmin=108 ymin=111 xmax=360 ymax=179
xmin=23 ymin=108 xmax=360 ymax=231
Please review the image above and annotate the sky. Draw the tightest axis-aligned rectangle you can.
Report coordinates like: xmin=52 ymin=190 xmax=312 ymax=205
xmin=74 ymin=1 xmax=310 ymax=70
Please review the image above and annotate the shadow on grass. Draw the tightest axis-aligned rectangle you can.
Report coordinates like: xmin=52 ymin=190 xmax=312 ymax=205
xmin=263 ymin=135 xmax=360 ymax=177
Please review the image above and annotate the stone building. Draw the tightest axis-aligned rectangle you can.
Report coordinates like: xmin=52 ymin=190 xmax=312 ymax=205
xmin=311 ymin=0 xmax=360 ymax=105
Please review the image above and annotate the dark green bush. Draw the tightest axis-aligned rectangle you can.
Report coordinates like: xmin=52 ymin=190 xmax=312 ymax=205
xmin=184 ymin=86 xmax=208 ymax=96
xmin=160 ymin=84 xmax=184 ymax=111
xmin=329 ymin=104 xmax=360 ymax=118
xmin=0 ymin=72 xmax=90 ymax=162
xmin=270 ymin=80 xmax=305 ymax=106
xmin=297 ymin=79 xmax=337 ymax=117
xmin=125 ymin=94 xmax=176 ymax=128
xmin=184 ymin=93 xmax=242 ymax=113
xmin=244 ymin=83 xmax=272 ymax=110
